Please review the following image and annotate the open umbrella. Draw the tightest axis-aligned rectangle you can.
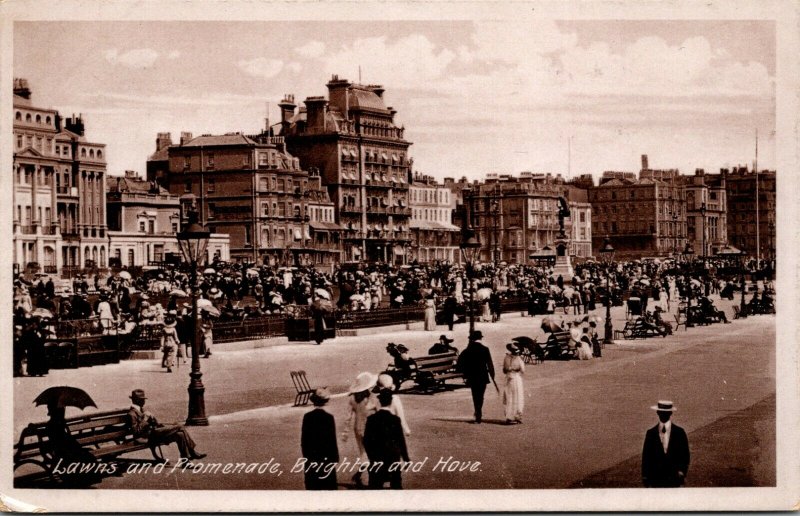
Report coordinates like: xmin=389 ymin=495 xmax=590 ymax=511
xmin=199 ymin=305 xmax=221 ymax=317
xmin=203 ymin=268 xmax=216 ymax=275
xmin=562 ymin=287 xmax=576 ymax=298
xmin=169 ymin=289 xmax=188 ymax=297
xmin=314 ymin=288 xmax=331 ymax=300
xmin=30 ymin=308 xmax=54 ymax=319
xmin=117 ymin=271 xmax=132 ymax=280
xmin=512 ymin=336 xmax=537 ymax=348
xmin=639 ymin=279 xmax=651 ymax=286
xmin=246 ymin=268 xmax=260 ymax=277
xmin=350 ymin=294 xmax=366 ymax=302
xmin=197 ymin=298 xmax=214 ymax=308
xmin=34 ymin=386 xmax=97 ymax=410
xmin=476 ymin=288 xmax=493 ymax=301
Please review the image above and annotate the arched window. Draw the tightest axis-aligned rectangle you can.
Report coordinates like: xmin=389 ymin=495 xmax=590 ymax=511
xmin=97 ymin=150 xmax=103 ymax=159
xmin=127 ymin=249 xmax=135 ymax=266
xmin=89 ymin=149 xmax=95 ymax=158
xmin=25 ymin=113 xmax=31 ymax=122
xmin=81 ymin=148 xmax=86 ymax=157
xmin=15 ymin=112 xmax=21 ymax=121
xmin=294 ymin=205 xmax=301 ymax=218
xmin=100 ymin=247 xmax=106 ymax=267
xmin=45 ymin=116 xmax=51 ymax=124
xmin=35 ymin=114 xmax=41 ymax=123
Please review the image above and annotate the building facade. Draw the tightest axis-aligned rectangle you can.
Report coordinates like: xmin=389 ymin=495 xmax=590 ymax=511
xmin=725 ymin=166 xmax=776 ymax=260
xmin=281 ymin=76 xmax=413 ymax=263
xmin=565 ymin=185 xmax=592 ymax=258
xmin=409 ymin=174 xmax=460 ymax=263
xmin=148 ymin=130 xmax=339 ymax=265
xmin=588 ymin=170 xmax=686 ymax=259
xmin=13 ymin=78 xmax=108 ymax=274
xmin=107 ymin=171 xmax=229 ymax=267
xmin=469 ymin=173 xmax=569 ymax=265
xmin=683 ymin=168 xmax=727 ymax=258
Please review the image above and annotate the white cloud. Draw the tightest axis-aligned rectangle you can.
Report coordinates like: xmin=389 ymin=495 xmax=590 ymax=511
xmin=323 ymin=34 xmax=455 ymax=86
xmin=237 ymin=57 xmax=284 ymax=78
xmin=167 ymin=50 xmax=181 ymax=59
xmin=295 ymin=40 xmax=326 ymax=59
xmin=104 ymin=48 xmax=160 ymax=69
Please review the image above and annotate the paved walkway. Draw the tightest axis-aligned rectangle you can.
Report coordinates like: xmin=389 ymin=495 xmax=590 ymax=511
xmin=12 ymin=296 xmax=775 ymax=489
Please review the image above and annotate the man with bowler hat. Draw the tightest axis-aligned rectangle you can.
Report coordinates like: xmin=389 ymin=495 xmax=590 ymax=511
xmin=456 ymin=330 xmax=495 ymax=424
xmin=642 ymin=400 xmax=690 ymax=487
xmin=301 ymin=388 xmax=339 ymax=490
xmin=127 ymin=389 xmax=206 ymax=461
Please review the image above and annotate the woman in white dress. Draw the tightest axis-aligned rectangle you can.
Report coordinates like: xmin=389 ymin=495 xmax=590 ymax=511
xmin=343 ymin=372 xmax=378 ymax=487
xmin=576 ymin=326 xmax=594 ymax=360
xmin=424 ymin=298 xmax=437 ymax=331
xmin=503 ymin=343 xmax=525 ymax=424
xmin=160 ymin=315 xmax=179 ymax=372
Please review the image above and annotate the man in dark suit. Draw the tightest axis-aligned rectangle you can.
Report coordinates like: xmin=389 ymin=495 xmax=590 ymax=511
xmin=301 ymin=388 xmax=339 ymax=490
xmin=442 ymin=294 xmax=458 ymax=331
xmin=642 ymin=400 xmax=690 ymax=487
xmin=127 ymin=389 xmax=206 ymax=461
xmin=363 ymin=390 xmax=410 ymax=489
xmin=456 ymin=330 xmax=495 ymax=424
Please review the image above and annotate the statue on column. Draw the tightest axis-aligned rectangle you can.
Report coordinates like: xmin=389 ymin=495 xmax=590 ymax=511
xmin=556 ymin=197 xmax=570 ymax=257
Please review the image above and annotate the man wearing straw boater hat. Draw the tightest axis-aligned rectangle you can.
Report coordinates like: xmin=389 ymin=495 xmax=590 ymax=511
xmin=641 ymin=400 xmax=690 ymax=487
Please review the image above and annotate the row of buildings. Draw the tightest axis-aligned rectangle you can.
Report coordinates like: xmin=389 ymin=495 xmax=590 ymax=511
xmin=12 ymin=76 xmax=776 ymax=276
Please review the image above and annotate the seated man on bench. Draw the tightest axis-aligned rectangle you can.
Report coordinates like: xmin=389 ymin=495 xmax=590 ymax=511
xmin=127 ymin=389 xmax=206 ymax=461
xmin=698 ymin=296 xmax=729 ymax=324
xmin=429 ymin=335 xmax=458 ymax=355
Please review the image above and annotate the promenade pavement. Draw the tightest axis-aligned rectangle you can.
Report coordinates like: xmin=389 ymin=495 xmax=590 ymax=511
xmin=12 ymin=294 xmax=775 ymax=489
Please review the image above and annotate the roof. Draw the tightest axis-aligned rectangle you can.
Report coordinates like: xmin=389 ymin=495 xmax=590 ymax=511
xmin=148 ymin=146 xmax=169 ymax=162
xmin=350 ymin=88 xmax=388 ymax=112
xmin=181 ymin=134 xmax=256 ymax=147
xmin=109 ymin=176 xmax=170 ymax=195
xmin=309 ymin=221 xmax=343 ymax=231
xmin=409 ymin=220 xmax=460 ymax=231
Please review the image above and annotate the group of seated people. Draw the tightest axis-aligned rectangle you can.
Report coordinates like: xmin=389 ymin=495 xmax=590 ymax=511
xmin=686 ymin=296 xmax=731 ymax=326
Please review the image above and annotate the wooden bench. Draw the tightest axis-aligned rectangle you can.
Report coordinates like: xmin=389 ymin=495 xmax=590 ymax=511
xmin=623 ymin=318 xmax=664 ymax=339
xmin=14 ymin=409 xmax=164 ymax=484
xmin=385 ymin=351 xmax=464 ymax=393
xmin=290 ymin=370 xmax=315 ymax=406
xmin=542 ymin=331 xmax=572 ymax=360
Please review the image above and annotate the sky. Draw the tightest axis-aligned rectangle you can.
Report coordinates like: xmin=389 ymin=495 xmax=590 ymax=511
xmin=14 ymin=20 xmax=776 ymax=181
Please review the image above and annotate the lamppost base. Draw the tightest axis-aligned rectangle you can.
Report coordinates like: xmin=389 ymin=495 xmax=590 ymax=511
xmin=186 ymin=379 xmax=208 ymax=426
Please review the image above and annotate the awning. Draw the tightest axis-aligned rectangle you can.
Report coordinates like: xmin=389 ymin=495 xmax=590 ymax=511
xmin=341 ymin=148 xmax=349 ymax=157
xmin=409 ymin=220 xmax=461 ymax=231
xmin=309 ymin=221 xmax=343 ymax=231
xmin=349 ymin=149 xmax=358 ymax=158
xmin=381 ymin=152 xmax=389 ymax=161
xmin=392 ymin=154 xmax=399 ymax=162
xmin=294 ymin=229 xmax=302 ymax=240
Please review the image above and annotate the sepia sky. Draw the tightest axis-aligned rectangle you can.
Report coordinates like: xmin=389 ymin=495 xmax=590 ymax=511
xmin=14 ymin=20 xmax=776 ymax=180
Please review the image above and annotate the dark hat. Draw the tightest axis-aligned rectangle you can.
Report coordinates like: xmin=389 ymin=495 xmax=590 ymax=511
xmin=396 ymin=344 xmax=409 ymax=353
xmin=129 ymin=389 xmax=147 ymax=400
xmin=469 ymin=330 xmax=483 ymax=341
xmin=310 ymin=387 xmax=331 ymax=406
xmin=506 ymin=343 xmax=520 ymax=354
xmin=439 ymin=334 xmax=454 ymax=343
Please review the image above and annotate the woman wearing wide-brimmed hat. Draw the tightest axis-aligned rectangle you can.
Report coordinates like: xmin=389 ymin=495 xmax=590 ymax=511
xmin=342 ymin=372 xmax=378 ymax=487
xmin=502 ymin=343 xmax=525 ymax=424
xmin=160 ymin=314 xmax=179 ymax=372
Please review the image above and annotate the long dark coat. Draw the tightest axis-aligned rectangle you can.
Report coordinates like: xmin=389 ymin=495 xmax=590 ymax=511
xmin=642 ymin=423 xmax=690 ymax=487
xmin=301 ymin=408 xmax=339 ymax=490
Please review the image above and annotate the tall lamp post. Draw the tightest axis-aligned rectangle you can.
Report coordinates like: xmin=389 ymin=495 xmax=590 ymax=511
xmin=672 ymin=213 xmax=679 ymax=256
xmin=700 ymin=202 xmax=707 ymax=264
xmin=600 ymin=237 xmax=615 ymax=344
xmin=682 ymin=242 xmax=695 ymax=306
xmin=460 ymin=229 xmax=481 ymax=333
xmin=176 ymin=208 xmax=211 ymax=426
xmin=739 ymin=251 xmax=748 ymax=319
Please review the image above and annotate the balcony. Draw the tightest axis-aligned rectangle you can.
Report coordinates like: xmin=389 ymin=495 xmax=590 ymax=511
xmin=20 ymin=225 xmax=36 ymax=234
xmin=340 ymin=205 xmax=364 ymax=214
xmin=41 ymin=225 xmax=58 ymax=235
xmin=57 ymin=186 xmax=79 ymax=196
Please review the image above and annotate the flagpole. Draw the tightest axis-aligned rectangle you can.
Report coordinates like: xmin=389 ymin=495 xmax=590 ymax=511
xmin=755 ymin=129 xmax=760 ymax=261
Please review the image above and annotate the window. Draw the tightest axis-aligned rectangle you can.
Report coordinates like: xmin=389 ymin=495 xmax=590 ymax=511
xmin=207 ymin=178 xmax=215 ymax=193
xmin=244 ymin=225 xmax=251 ymax=246
xmin=579 ymin=212 xmax=585 ymax=223
xmin=294 ymin=205 xmax=301 ymax=218
xmin=262 ymin=202 xmax=270 ymax=216
xmin=16 ymin=135 xmax=22 ymax=148
xmin=271 ymin=177 xmax=277 ymax=190
xmin=258 ymin=153 xmax=268 ymax=167
xmin=148 ymin=220 xmax=155 ymax=234
xmin=259 ymin=177 xmax=268 ymax=191
xmin=25 ymin=114 xmax=31 ymax=123
xmin=46 ymin=116 xmax=51 ymax=124
xmin=89 ymin=149 xmax=95 ymax=158
xmin=184 ymin=180 xmax=191 ymax=193
xmin=243 ymin=153 xmax=250 ymax=167
xmin=97 ymin=150 xmax=103 ymax=159
xmin=81 ymin=148 xmax=86 ymax=157
xmin=128 ymin=249 xmax=135 ymax=266
xmin=139 ymin=220 xmax=146 ymax=232
xmin=15 ymin=112 xmax=21 ymax=121
xmin=172 ymin=222 xmax=178 ymax=233
xmin=184 ymin=156 xmax=191 ymax=170
xmin=207 ymin=204 xmax=215 ymax=219
xmin=206 ymin=153 xmax=215 ymax=168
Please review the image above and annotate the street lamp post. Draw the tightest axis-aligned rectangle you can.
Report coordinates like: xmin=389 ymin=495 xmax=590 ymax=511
xmin=176 ymin=208 xmax=211 ymax=426
xmin=672 ymin=213 xmax=679 ymax=256
xmin=600 ymin=237 xmax=615 ymax=344
xmin=739 ymin=252 xmax=748 ymax=319
xmin=682 ymin=242 xmax=695 ymax=307
xmin=460 ymin=229 xmax=481 ymax=333
xmin=700 ymin=202 xmax=707 ymax=264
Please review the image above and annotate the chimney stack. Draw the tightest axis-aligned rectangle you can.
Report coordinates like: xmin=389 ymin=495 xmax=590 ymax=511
xmin=13 ymin=78 xmax=31 ymax=99
xmin=65 ymin=114 xmax=85 ymax=136
xmin=180 ymin=132 xmax=193 ymax=145
xmin=304 ymin=96 xmax=328 ymax=132
xmin=641 ymin=154 xmax=649 ymax=171
xmin=156 ymin=132 xmax=172 ymax=151
xmin=278 ymin=94 xmax=297 ymax=130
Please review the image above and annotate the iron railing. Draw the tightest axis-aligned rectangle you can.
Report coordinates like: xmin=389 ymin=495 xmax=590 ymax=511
xmin=336 ymin=306 xmax=425 ymax=330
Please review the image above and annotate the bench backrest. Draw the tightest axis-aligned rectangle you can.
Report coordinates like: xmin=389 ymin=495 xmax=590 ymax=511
xmin=547 ymin=331 xmax=570 ymax=344
xmin=14 ymin=408 xmax=136 ymax=460
xmin=413 ymin=352 xmax=458 ymax=371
